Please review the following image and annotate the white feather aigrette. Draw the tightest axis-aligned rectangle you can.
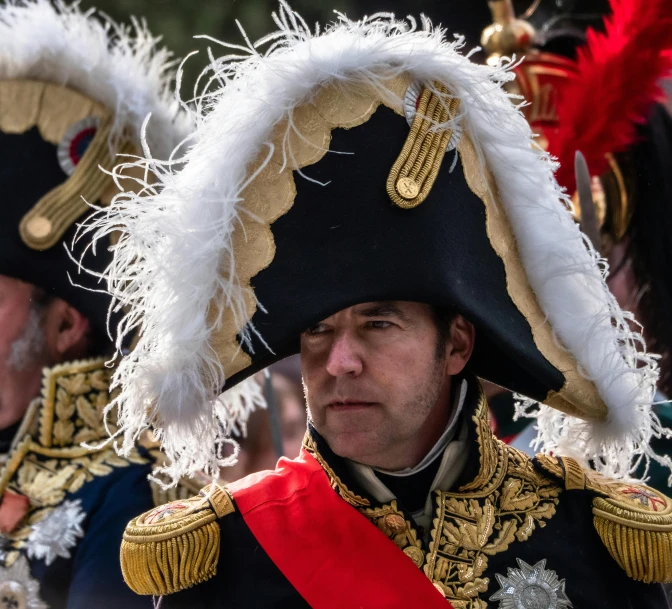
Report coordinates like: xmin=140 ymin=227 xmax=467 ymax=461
xmin=83 ymin=2 xmax=667 ymax=484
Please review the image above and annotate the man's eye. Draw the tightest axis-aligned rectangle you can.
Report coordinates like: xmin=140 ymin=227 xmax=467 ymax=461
xmin=305 ymin=324 xmax=329 ymax=335
xmin=367 ymin=320 xmax=392 ymax=329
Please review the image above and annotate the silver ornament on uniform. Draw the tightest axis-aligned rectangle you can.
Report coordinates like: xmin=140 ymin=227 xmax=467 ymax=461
xmin=490 ymin=559 xmax=573 ymax=609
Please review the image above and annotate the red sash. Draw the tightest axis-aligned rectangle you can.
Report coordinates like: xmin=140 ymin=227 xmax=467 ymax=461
xmin=228 ymin=448 xmax=452 ymax=609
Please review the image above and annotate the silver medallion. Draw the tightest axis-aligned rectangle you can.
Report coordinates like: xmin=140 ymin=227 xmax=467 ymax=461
xmin=0 ymin=555 xmax=47 ymax=609
xmin=490 ymin=558 xmax=573 ymax=609
xmin=26 ymin=500 xmax=86 ymax=566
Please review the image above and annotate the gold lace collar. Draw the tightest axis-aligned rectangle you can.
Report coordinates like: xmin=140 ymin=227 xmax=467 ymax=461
xmin=34 ymin=357 xmax=116 ymax=449
xmin=0 ymin=358 xmax=148 ymax=568
xmin=302 ymin=378 xmax=562 ymax=607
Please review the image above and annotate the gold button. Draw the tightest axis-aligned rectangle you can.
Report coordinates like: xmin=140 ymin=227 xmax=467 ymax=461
xmin=403 ymin=545 xmax=425 ymax=568
xmin=25 ymin=216 xmax=52 ymax=240
xmin=396 ymin=176 xmax=419 ymax=200
xmin=384 ymin=513 xmax=406 ymax=534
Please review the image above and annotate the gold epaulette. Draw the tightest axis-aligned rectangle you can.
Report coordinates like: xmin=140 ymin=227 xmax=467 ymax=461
xmin=121 ymin=483 xmax=235 ymax=595
xmin=536 ymin=454 xmax=672 ymax=583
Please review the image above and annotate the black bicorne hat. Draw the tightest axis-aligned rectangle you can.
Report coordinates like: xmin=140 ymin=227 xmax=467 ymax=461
xmin=0 ymin=0 xmax=192 ymax=336
xmin=229 ymin=98 xmax=570 ymax=407
xmin=0 ymin=84 xmax=125 ymax=335
xmin=94 ymin=5 xmax=658 ymax=481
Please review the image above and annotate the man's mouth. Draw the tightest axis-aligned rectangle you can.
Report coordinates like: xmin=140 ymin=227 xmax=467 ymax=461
xmin=328 ymin=400 xmax=377 ymax=410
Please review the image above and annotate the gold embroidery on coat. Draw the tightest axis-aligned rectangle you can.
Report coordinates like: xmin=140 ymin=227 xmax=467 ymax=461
xmin=305 ymin=386 xmax=562 ymax=606
xmin=359 ymin=500 xmax=425 ymax=567
xmin=302 ymin=435 xmax=370 ymax=507
xmin=346 ymin=391 xmax=560 ymax=608
xmin=533 ymin=453 xmax=563 ymax=480
xmin=422 ymin=394 xmax=560 ymax=608
xmin=0 ymin=359 xmax=147 ymax=567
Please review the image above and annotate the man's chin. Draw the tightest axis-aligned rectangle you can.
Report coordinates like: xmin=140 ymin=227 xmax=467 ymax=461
xmin=323 ymin=430 xmax=382 ymax=463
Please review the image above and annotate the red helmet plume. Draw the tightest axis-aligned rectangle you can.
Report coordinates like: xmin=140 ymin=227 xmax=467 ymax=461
xmin=547 ymin=0 xmax=672 ymax=194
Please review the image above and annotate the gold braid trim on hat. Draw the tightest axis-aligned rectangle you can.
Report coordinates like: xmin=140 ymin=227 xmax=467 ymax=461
xmin=19 ymin=114 xmax=132 ymax=250
xmin=208 ymin=77 xmax=409 ymax=378
xmin=536 ymin=454 xmax=672 ymax=583
xmin=386 ymin=83 xmax=460 ymax=209
xmin=121 ymin=483 xmax=234 ymax=595
xmin=0 ymin=79 xmax=130 ymax=251
xmin=459 ymin=131 xmax=608 ymax=420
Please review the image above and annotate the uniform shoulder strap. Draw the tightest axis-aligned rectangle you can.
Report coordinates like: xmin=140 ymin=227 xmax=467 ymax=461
xmin=121 ymin=482 xmax=234 ymax=595
xmin=535 ymin=453 xmax=672 ymax=584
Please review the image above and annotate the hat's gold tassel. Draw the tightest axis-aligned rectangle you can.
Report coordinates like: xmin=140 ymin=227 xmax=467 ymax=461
xmin=387 ymin=83 xmax=460 ymax=210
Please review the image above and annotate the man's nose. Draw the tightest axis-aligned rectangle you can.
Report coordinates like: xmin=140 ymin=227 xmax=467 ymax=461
xmin=325 ymin=332 xmax=363 ymax=377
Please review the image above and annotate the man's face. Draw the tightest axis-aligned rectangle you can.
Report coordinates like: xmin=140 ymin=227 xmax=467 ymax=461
xmin=300 ymin=301 xmax=473 ymax=470
xmin=0 ymin=276 xmax=50 ymax=430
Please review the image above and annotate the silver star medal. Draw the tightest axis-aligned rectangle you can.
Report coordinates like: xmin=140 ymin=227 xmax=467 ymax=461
xmin=490 ymin=558 xmax=573 ymax=609
xmin=0 ymin=555 xmax=47 ymax=609
xmin=26 ymin=499 xmax=86 ymax=566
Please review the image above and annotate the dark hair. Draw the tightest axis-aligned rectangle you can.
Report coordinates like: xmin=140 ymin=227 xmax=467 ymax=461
xmin=31 ymin=286 xmax=55 ymax=310
xmin=431 ymin=305 xmax=459 ymax=360
xmin=83 ymin=324 xmax=112 ymax=359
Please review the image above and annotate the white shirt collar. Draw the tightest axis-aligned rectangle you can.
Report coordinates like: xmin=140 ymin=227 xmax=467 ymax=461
xmin=371 ymin=378 xmax=467 ymax=477
xmin=344 ymin=377 xmax=470 ymax=509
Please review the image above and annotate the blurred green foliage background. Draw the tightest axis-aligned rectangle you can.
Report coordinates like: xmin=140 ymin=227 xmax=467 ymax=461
xmin=80 ymin=0 xmax=492 ymax=93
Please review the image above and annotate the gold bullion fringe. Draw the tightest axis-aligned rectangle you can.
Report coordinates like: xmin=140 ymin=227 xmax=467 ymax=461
xmin=387 ymin=83 xmax=460 ymax=209
xmin=121 ymin=519 xmax=220 ymax=595
xmin=593 ymin=498 xmax=672 ymax=583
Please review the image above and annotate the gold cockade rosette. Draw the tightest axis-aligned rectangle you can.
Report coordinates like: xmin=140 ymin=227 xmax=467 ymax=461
xmin=0 ymin=79 xmax=134 ymax=251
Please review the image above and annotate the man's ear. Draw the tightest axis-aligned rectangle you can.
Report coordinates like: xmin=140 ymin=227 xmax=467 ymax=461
xmin=445 ymin=315 xmax=475 ymax=376
xmin=42 ymin=298 xmax=90 ymax=362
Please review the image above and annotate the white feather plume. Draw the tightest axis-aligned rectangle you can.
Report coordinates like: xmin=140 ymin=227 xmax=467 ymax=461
xmin=83 ymin=2 xmax=664 ymax=484
xmin=0 ymin=0 xmax=193 ymax=158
